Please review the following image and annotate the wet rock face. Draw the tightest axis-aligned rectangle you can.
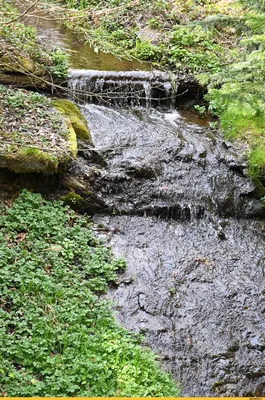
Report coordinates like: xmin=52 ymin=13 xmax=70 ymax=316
xmin=75 ymin=104 xmax=265 ymax=396
xmin=81 ymin=105 xmax=263 ymax=219
xmin=93 ymin=215 xmax=265 ymax=396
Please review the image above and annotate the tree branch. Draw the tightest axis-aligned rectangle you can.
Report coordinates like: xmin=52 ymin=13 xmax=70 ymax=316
xmin=1 ymin=0 xmax=41 ymax=26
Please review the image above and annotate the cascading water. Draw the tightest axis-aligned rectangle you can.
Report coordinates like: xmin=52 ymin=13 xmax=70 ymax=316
xmin=69 ymin=104 xmax=265 ymax=397
xmin=68 ymin=69 xmax=201 ymax=108
xmin=10 ymin=2 xmax=265 ymax=395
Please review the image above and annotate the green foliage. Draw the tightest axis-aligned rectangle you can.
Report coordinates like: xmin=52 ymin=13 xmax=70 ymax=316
xmin=167 ymin=25 xmax=224 ymax=72
xmin=148 ymin=17 xmax=161 ymax=29
xmin=51 ymin=0 xmax=239 ymax=72
xmin=0 ymin=85 xmax=75 ymax=172
xmin=240 ymin=0 xmax=265 ymax=11
xmin=0 ymin=85 xmax=68 ymax=139
xmin=60 ymin=192 xmax=85 ymax=211
xmin=170 ymin=25 xmax=213 ymax=46
xmin=59 ymin=0 xmax=124 ymax=9
xmin=135 ymin=39 xmax=162 ymax=61
xmin=0 ymin=1 xmax=68 ymax=78
xmin=206 ymin=84 xmax=265 ymax=136
xmin=204 ymin=4 xmax=265 ymax=178
xmin=249 ymin=147 xmax=265 ymax=178
xmin=59 ymin=0 xmax=92 ymax=9
xmin=0 ymin=86 xmax=49 ymax=109
xmin=50 ymin=49 xmax=69 ymax=78
xmin=0 ymin=191 xmax=179 ymax=397
xmin=194 ymin=104 xmax=206 ymax=115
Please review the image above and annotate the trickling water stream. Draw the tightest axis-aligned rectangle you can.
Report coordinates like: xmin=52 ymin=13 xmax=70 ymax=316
xmin=13 ymin=0 xmax=150 ymax=72
xmin=75 ymin=105 xmax=265 ymax=396
xmin=11 ymin=1 xmax=265 ymax=395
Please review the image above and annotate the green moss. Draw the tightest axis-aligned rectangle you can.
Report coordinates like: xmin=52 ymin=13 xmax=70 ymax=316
xmin=64 ymin=118 xmax=78 ymax=158
xmin=0 ymin=147 xmax=59 ymax=174
xmin=0 ymin=53 xmax=37 ymax=75
xmin=70 ymin=115 xmax=93 ymax=142
xmin=60 ymin=192 xmax=85 ymax=211
xmin=18 ymin=56 xmax=36 ymax=73
xmin=53 ymin=99 xmax=93 ymax=143
xmin=249 ymin=147 xmax=265 ymax=180
xmin=52 ymin=99 xmax=85 ymax=121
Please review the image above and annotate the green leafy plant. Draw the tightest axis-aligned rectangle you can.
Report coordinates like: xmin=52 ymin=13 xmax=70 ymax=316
xmin=134 ymin=39 xmax=162 ymax=61
xmin=204 ymin=5 xmax=265 ymax=179
xmin=50 ymin=49 xmax=69 ymax=78
xmin=194 ymin=104 xmax=206 ymax=114
xmin=0 ymin=190 xmax=179 ymax=397
xmin=148 ymin=17 xmax=161 ymax=29
xmin=0 ymin=1 xmax=69 ymax=79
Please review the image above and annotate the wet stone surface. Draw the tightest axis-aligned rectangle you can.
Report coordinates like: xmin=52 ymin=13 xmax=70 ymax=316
xmin=70 ymin=104 xmax=265 ymax=396
xmin=93 ymin=215 xmax=265 ymax=396
xmin=80 ymin=105 xmax=263 ymax=219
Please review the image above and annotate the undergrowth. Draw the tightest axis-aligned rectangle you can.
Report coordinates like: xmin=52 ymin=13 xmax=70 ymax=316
xmin=0 ymin=0 xmax=68 ymax=78
xmin=203 ymin=0 xmax=265 ymax=180
xmin=45 ymin=0 xmax=242 ymax=74
xmin=0 ymin=190 xmax=179 ymax=397
xmin=0 ymin=85 xmax=69 ymax=161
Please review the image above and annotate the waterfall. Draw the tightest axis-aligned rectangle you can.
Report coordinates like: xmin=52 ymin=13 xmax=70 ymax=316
xmin=68 ymin=69 xmax=201 ymax=108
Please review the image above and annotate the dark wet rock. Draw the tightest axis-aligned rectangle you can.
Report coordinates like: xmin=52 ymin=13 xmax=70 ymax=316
xmin=93 ymin=215 xmax=265 ymax=396
xmin=70 ymin=104 xmax=265 ymax=396
xmin=80 ymin=104 xmax=264 ymax=219
xmin=79 ymin=148 xmax=107 ymax=167
xmin=125 ymin=162 xmax=158 ymax=179
xmin=61 ymin=170 xmax=108 ymax=214
xmin=4 ymin=100 xmax=264 ymax=396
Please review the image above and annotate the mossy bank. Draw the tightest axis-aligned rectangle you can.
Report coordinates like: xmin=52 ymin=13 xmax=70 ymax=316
xmin=53 ymin=99 xmax=93 ymax=144
xmin=0 ymin=86 xmax=78 ymax=173
xmin=0 ymin=0 xmax=68 ymax=81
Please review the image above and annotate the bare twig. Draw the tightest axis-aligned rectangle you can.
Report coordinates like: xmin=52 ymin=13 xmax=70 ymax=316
xmin=0 ymin=0 xmax=41 ymax=26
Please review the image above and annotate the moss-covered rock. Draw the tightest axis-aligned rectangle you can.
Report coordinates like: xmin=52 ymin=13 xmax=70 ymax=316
xmin=70 ymin=115 xmax=92 ymax=142
xmin=65 ymin=119 xmax=78 ymax=159
xmin=0 ymin=147 xmax=59 ymax=174
xmin=60 ymin=192 xmax=86 ymax=211
xmin=61 ymin=176 xmax=107 ymax=214
xmin=53 ymin=99 xmax=86 ymax=122
xmin=0 ymin=54 xmax=36 ymax=74
xmin=252 ymin=178 xmax=265 ymax=199
xmin=0 ymin=72 xmax=50 ymax=89
xmin=61 ymin=190 xmax=107 ymax=214
xmin=0 ymin=126 xmax=77 ymax=174
xmin=0 ymin=86 xmax=77 ymax=174
xmin=53 ymin=99 xmax=93 ymax=144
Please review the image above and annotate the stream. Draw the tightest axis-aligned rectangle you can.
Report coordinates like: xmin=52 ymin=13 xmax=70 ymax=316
xmin=11 ymin=1 xmax=265 ymax=396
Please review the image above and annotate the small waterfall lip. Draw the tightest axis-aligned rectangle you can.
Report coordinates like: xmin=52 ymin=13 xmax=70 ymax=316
xmin=69 ymin=68 xmax=174 ymax=82
xmin=68 ymin=68 xmax=201 ymax=108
